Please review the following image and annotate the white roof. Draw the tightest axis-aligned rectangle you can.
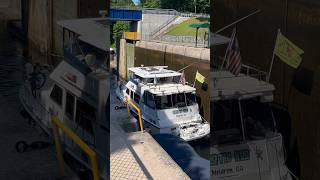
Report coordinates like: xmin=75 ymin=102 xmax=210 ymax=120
xmin=210 ymin=33 xmax=230 ymax=46
xmin=57 ymin=18 xmax=109 ymax=52
xmin=211 ymin=71 xmax=275 ymax=101
xmin=49 ymin=61 xmax=108 ymax=106
xmin=129 ymin=66 xmax=182 ymax=78
xmin=143 ymin=83 xmax=196 ymax=96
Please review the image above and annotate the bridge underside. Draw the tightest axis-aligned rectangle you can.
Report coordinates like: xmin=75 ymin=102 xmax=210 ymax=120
xmin=109 ymin=8 xmax=142 ymax=22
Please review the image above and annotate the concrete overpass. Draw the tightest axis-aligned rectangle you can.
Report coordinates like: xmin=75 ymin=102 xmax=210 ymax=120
xmin=109 ymin=8 xmax=142 ymax=32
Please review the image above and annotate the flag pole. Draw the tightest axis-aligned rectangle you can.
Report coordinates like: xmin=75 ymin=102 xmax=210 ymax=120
xmin=220 ymin=28 xmax=236 ymax=70
xmin=193 ymin=71 xmax=198 ymax=87
xmin=267 ymin=29 xmax=281 ymax=82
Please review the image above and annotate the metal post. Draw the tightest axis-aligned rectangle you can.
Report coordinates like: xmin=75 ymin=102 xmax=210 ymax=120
xmin=196 ymin=27 xmax=199 ymax=48
xmin=52 ymin=121 xmax=66 ymax=177
xmin=127 ymin=100 xmax=144 ymax=132
xmin=238 ymin=99 xmax=246 ymax=142
xmin=267 ymin=29 xmax=281 ymax=82
xmin=52 ymin=117 xmax=100 ymax=180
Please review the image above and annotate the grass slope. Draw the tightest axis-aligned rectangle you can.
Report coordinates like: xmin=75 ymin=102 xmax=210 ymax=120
xmin=166 ymin=17 xmax=209 ymax=37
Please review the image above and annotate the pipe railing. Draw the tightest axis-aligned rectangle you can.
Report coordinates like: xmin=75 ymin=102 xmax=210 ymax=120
xmin=126 ymin=100 xmax=144 ymax=132
xmin=52 ymin=117 xmax=100 ymax=180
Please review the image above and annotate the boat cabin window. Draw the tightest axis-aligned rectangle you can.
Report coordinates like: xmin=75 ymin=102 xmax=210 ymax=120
xmin=50 ymin=84 xmax=63 ymax=106
xmin=213 ymin=99 xmax=276 ymax=145
xmin=156 ymin=77 xmax=173 ymax=84
xmin=65 ymin=92 xmax=75 ymax=119
xmin=130 ymin=74 xmax=143 ymax=85
xmin=126 ymin=88 xmax=130 ymax=95
xmin=154 ymin=92 xmax=196 ymax=109
xmin=144 ymin=91 xmax=156 ymax=109
xmin=142 ymin=78 xmax=154 ymax=84
xmin=75 ymin=99 xmax=95 ymax=135
xmin=186 ymin=93 xmax=197 ymax=106
xmin=133 ymin=92 xmax=140 ymax=103
xmin=130 ymin=90 xmax=134 ymax=99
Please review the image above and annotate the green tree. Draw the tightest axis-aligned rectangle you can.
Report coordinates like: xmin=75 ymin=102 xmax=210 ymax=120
xmin=112 ymin=21 xmax=130 ymax=47
xmin=196 ymin=0 xmax=210 ymax=14
xmin=111 ymin=0 xmax=135 ymax=7
xmin=159 ymin=0 xmax=209 ymax=14
xmin=140 ymin=0 xmax=161 ymax=8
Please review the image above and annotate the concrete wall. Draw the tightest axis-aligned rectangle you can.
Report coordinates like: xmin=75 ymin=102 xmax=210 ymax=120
xmin=141 ymin=14 xmax=176 ymax=37
xmin=52 ymin=0 xmax=78 ymax=61
xmin=213 ymin=1 xmax=320 ymax=179
xmin=28 ymin=0 xmax=52 ymax=64
xmin=27 ymin=0 xmax=106 ymax=65
xmin=0 ymin=0 xmax=20 ymax=19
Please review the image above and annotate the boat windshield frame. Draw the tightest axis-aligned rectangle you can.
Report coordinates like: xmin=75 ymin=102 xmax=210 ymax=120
xmin=144 ymin=91 xmax=197 ymax=110
xmin=212 ymin=97 xmax=277 ymax=145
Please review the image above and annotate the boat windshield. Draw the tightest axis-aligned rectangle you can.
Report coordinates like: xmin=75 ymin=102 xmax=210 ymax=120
xmin=212 ymin=98 xmax=276 ymax=145
xmin=154 ymin=92 xmax=197 ymax=109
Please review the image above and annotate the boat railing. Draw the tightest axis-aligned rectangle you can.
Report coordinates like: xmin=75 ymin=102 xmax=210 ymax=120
xmin=20 ymin=84 xmax=52 ymax=134
xmin=214 ymin=56 xmax=269 ymax=81
xmin=240 ymin=64 xmax=268 ymax=81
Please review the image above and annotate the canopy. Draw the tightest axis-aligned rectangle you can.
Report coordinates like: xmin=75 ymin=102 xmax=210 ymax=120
xmin=189 ymin=23 xmax=210 ymax=28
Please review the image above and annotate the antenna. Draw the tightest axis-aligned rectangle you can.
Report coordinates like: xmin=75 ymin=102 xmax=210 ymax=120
xmin=214 ymin=9 xmax=261 ymax=34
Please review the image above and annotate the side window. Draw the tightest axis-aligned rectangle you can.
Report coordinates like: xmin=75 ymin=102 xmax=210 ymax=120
xmin=65 ymin=92 xmax=75 ymax=119
xmin=50 ymin=84 xmax=62 ymax=105
xmin=134 ymin=93 xmax=140 ymax=103
xmin=126 ymin=88 xmax=130 ymax=95
xmin=130 ymin=90 xmax=134 ymax=99
xmin=75 ymin=99 xmax=95 ymax=135
xmin=146 ymin=92 xmax=155 ymax=109
xmin=143 ymin=93 xmax=147 ymax=104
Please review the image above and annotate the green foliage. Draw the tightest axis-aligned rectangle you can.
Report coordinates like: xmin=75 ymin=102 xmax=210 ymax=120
xmin=112 ymin=21 xmax=130 ymax=46
xmin=140 ymin=0 xmax=161 ymax=8
xmin=196 ymin=0 xmax=210 ymax=14
xmin=159 ymin=0 xmax=210 ymax=14
xmin=111 ymin=0 xmax=210 ymax=14
xmin=111 ymin=0 xmax=135 ymax=7
xmin=160 ymin=0 xmax=193 ymax=12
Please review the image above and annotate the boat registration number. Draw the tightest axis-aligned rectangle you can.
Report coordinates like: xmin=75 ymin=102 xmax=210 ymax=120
xmin=173 ymin=108 xmax=188 ymax=114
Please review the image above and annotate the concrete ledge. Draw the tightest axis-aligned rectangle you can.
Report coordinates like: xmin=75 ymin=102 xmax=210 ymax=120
xmin=136 ymin=40 xmax=210 ymax=61
xmin=127 ymin=132 xmax=191 ymax=180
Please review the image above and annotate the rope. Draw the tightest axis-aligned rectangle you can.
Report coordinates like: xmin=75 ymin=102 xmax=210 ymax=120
xmin=288 ymin=169 xmax=300 ymax=180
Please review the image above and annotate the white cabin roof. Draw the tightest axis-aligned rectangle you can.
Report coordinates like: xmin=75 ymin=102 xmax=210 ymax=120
xmin=210 ymin=33 xmax=230 ymax=46
xmin=49 ymin=61 xmax=108 ymax=106
xmin=142 ymin=83 xmax=196 ymax=96
xmin=211 ymin=71 xmax=275 ymax=101
xmin=57 ymin=18 xmax=109 ymax=52
xmin=129 ymin=66 xmax=182 ymax=79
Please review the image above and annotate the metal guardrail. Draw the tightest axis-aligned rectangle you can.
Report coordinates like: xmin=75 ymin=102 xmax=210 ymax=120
xmin=180 ymin=12 xmax=210 ymax=18
xmin=20 ymin=84 xmax=52 ymax=133
xmin=158 ymin=35 xmax=209 ymax=45
xmin=240 ymin=64 xmax=268 ymax=81
xmin=215 ymin=56 xmax=268 ymax=81
xmin=126 ymin=100 xmax=144 ymax=132
xmin=149 ymin=15 xmax=179 ymax=38
xmin=142 ymin=8 xmax=179 ymax=15
xmin=52 ymin=117 xmax=100 ymax=180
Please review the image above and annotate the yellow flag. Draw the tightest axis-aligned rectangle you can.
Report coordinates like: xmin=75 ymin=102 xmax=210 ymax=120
xmin=195 ymin=71 xmax=205 ymax=84
xmin=275 ymin=32 xmax=304 ymax=69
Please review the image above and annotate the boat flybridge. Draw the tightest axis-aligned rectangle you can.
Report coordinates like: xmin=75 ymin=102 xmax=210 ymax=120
xmin=19 ymin=17 xmax=109 ymax=179
xmin=117 ymin=66 xmax=210 ymax=141
xmin=211 ymin=66 xmax=293 ymax=180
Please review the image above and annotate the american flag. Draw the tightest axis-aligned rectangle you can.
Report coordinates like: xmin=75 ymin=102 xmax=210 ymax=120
xmin=226 ymin=31 xmax=242 ymax=76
